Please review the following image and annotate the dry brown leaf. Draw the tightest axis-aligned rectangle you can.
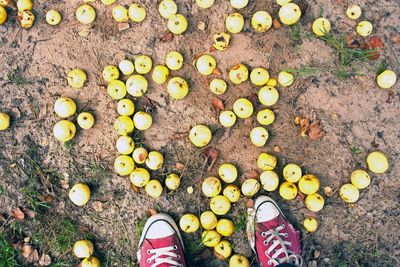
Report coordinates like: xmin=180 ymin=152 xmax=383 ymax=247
xmin=308 ymin=120 xmax=324 ymax=140
xmin=160 ymin=31 xmax=174 ymax=42
xmin=42 ymin=195 xmax=54 ymax=203
xmin=91 ymin=201 xmax=104 ymax=212
xmin=197 ymin=21 xmax=206 ymax=31
xmin=176 ymin=162 xmax=185 ymax=170
xmin=130 ymin=183 xmax=140 ymax=193
xmin=26 ymin=249 xmax=39 ymax=263
xmin=117 ymin=22 xmax=130 ymax=32
xmin=297 ymin=191 xmax=306 ymax=201
xmin=79 ymin=226 xmax=90 ymax=233
xmin=346 ymin=34 xmax=356 ymax=45
xmin=212 ymin=67 xmax=222 ymax=76
xmin=12 ymin=208 xmax=25 ymax=221
xmin=391 ymin=35 xmax=400 ymax=44
xmin=173 ymin=131 xmax=189 ymax=140
xmin=148 ymin=208 xmax=158 ymax=216
xmin=294 ymin=116 xmax=301 ymax=125
xmin=60 ymin=179 xmax=69 ymax=189
xmin=273 ymin=18 xmax=282 ymax=29
xmin=244 ymin=117 xmax=253 ymax=126
xmin=323 ymin=186 xmax=334 ymax=197
xmin=212 ymin=98 xmax=224 ymax=111
xmin=209 ymin=45 xmax=217 ymax=52
xmin=21 ymin=243 xmax=33 ymax=258
xmin=203 ymin=147 xmax=219 ymax=172
xmin=245 ymin=197 xmax=254 ymax=208
xmin=299 ymin=118 xmax=310 ymax=137
xmin=244 ymin=169 xmax=259 ymax=179
xmin=39 ymin=254 xmax=51 ymax=266
xmin=386 ymin=91 xmax=395 ymax=104
xmin=273 ymin=145 xmax=282 ymax=153
xmin=22 ymin=208 xmax=37 ymax=219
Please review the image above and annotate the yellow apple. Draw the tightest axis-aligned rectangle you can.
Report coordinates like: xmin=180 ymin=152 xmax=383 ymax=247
xmin=279 ymin=3 xmax=301 ymax=25
xmin=53 ymin=120 xmax=76 ymax=142
xmin=133 ymin=111 xmax=152 ymax=131
xmin=276 ymin=0 xmax=291 ymax=6
xmin=67 ymin=69 xmax=87 ymax=89
xmin=107 ymin=80 xmax=127 ymax=100
xmin=350 ymin=169 xmax=371 ymax=189
xmin=114 ymin=116 xmax=134 ymax=135
xmin=305 ymin=193 xmax=324 ymax=212
xmin=46 ymin=10 xmax=61 ymax=26
xmin=165 ymin=173 xmax=180 ymax=190
xmin=112 ymin=5 xmax=128 ymax=22
xmin=213 ymin=32 xmax=231 ymax=51
xmin=195 ymin=54 xmax=217 ymax=76
xmin=303 ymin=217 xmax=318 ymax=232
xmin=77 ymin=112 xmax=95 ymax=129
xmin=128 ymin=3 xmax=146 ymax=22
xmin=298 ymin=174 xmax=320 ymax=195
xmin=165 ymin=51 xmax=183 ymax=70
xmin=73 ymin=240 xmax=93 ymax=258
xmin=145 ymin=180 xmax=163 ymax=198
xmin=233 ymin=98 xmax=253 ymax=119
xmin=54 ymin=97 xmax=76 ymax=118
xmin=218 ymin=163 xmax=238 ymax=183
xmin=130 ymin=168 xmax=150 ymax=187
xmin=102 ymin=65 xmax=120 ymax=83
xmin=116 ymin=135 xmax=135 ymax=155
xmin=134 ymin=55 xmax=152 ymax=74
xmin=117 ymin=99 xmax=135 ymax=116
xmin=158 ymin=0 xmax=177 ymax=19
xmin=229 ymin=63 xmax=248 ymax=84
xmin=210 ymin=78 xmax=227 ymax=95
xmin=152 ymin=65 xmax=169 ymax=84
xmin=312 ymin=17 xmax=331 ymax=36
xmin=17 ymin=10 xmax=35 ymax=28
xmin=214 ymin=240 xmax=232 ymax=259
xmin=279 ymin=181 xmax=297 ymax=200
xmin=260 ymin=170 xmax=279 ymax=192
xmin=0 ymin=112 xmax=10 ymax=130
xmin=258 ymin=86 xmax=279 ymax=106
xmin=223 ymin=184 xmax=241 ymax=202
xmin=200 ymin=211 xmax=218 ymax=230
xmin=167 ymin=77 xmax=189 ymax=100
xmin=356 ymin=21 xmax=373 ymax=37
xmin=250 ymin=67 xmax=270 ymax=86
xmin=76 ymin=4 xmax=96 ymax=24
xmin=230 ymin=0 xmax=248 ymax=9
xmin=377 ymin=70 xmax=397 ymax=89
xmin=17 ymin=0 xmax=32 ymax=11
xmin=257 ymin=109 xmax=275 ymax=125
xmin=283 ymin=163 xmax=302 ymax=183
xmin=216 ymin=219 xmax=234 ymax=237
xmin=126 ymin=74 xmax=148 ymax=97
xmin=229 ymin=254 xmax=250 ymax=267
xmin=250 ymin=127 xmax=269 ymax=147
xmin=367 ymin=151 xmax=389 ymax=173
xmin=179 ymin=214 xmax=200 ymax=233
xmin=119 ymin=59 xmax=135 ymax=76
xmin=257 ymin=153 xmax=277 ymax=171
xmin=266 ymin=77 xmax=277 ymax=87
xmin=81 ymin=256 xmax=100 ymax=267
xmin=251 ymin=11 xmax=272 ymax=32
xmin=346 ymin=4 xmax=361 ymax=20
xmin=202 ymin=230 xmax=221 ymax=247
xmin=210 ymin=195 xmax=231 ymax=215
xmin=145 ymin=151 xmax=164 ymax=170
xmin=0 ymin=6 xmax=6 ymax=25
xmin=101 ymin=0 xmax=116 ymax=5
xmin=69 ymin=183 xmax=91 ymax=206
xmin=241 ymin=179 xmax=260 ymax=197
xmin=132 ymin=147 xmax=148 ymax=164
xmin=202 ymin=177 xmax=222 ymax=197
xmin=196 ymin=0 xmax=215 ymax=8
xmin=278 ymin=71 xmax=294 ymax=86
xmin=225 ymin=13 xmax=244 ymax=34
xmin=114 ymin=155 xmax=135 ymax=176
xmin=219 ymin=110 xmax=237 ymax=127
xmin=339 ymin=183 xmax=359 ymax=203
xmin=168 ymin=14 xmax=187 ymax=34
xmin=189 ymin=124 xmax=212 ymax=147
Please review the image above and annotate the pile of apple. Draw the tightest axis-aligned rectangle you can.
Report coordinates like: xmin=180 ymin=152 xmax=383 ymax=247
xmin=178 ymin=162 xmax=251 ymax=266
xmin=72 ymin=239 xmax=100 ymax=267
xmin=0 ymin=0 xmax=36 ymax=28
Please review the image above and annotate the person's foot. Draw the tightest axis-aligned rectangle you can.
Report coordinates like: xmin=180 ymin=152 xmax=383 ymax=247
xmin=247 ymin=196 xmax=302 ymax=267
xmin=137 ymin=214 xmax=186 ymax=267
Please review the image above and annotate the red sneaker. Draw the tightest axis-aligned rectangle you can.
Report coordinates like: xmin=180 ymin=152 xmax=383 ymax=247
xmin=137 ymin=214 xmax=186 ymax=267
xmin=247 ymin=196 xmax=303 ymax=267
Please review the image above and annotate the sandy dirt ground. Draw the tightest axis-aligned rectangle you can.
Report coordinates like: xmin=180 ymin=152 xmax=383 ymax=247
xmin=0 ymin=0 xmax=399 ymax=266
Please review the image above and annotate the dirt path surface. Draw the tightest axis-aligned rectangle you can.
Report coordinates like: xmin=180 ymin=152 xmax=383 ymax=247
xmin=0 ymin=0 xmax=399 ymax=266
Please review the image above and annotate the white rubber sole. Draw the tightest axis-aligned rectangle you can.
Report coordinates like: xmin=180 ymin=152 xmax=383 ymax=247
xmin=138 ymin=213 xmax=184 ymax=249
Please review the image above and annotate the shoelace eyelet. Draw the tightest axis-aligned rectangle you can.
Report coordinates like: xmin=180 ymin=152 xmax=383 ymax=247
xmin=284 ymin=233 xmax=289 ymax=237
xmin=147 ymin=259 xmax=151 ymax=263
xmin=263 ymin=240 xmax=268 ymax=246
xmin=173 ymin=245 xmax=178 ymax=250
xmin=147 ymin=249 xmax=151 ymax=255
xmin=281 ymin=224 xmax=286 ymax=229
xmin=177 ymin=255 xmax=181 ymax=260
xmin=261 ymin=232 xmax=267 ymax=237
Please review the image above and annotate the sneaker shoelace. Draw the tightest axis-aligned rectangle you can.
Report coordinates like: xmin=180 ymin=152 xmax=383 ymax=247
xmin=261 ymin=224 xmax=303 ymax=267
xmin=146 ymin=245 xmax=182 ymax=267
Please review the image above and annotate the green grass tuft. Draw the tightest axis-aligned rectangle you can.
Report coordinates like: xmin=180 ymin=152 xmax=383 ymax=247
xmin=0 ymin=233 xmax=19 ymax=267
xmin=4 ymin=67 xmax=32 ymax=85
